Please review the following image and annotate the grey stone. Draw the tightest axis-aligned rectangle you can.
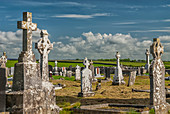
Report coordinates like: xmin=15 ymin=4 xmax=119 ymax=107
xmin=127 ymin=70 xmax=136 ymax=86
xmin=0 ymin=52 xmax=7 ymax=68
xmin=105 ymin=67 xmax=111 ymax=80
xmin=53 ymin=61 xmax=59 ymax=75
xmin=145 ymin=49 xmax=150 ymax=72
xmin=95 ymin=67 xmax=101 ymax=77
xmin=112 ymin=52 xmax=125 ymax=85
xmin=66 ymin=71 xmax=72 ymax=77
xmin=78 ymin=57 xmax=95 ymax=97
xmin=150 ymin=38 xmax=170 ymax=113
xmin=75 ymin=65 xmax=81 ymax=80
xmin=10 ymin=67 xmax=14 ymax=76
xmin=89 ymin=60 xmax=97 ymax=81
xmin=35 ymin=30 xmax=53 ymax=81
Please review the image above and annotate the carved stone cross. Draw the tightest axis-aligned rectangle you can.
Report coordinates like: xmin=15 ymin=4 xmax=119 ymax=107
xmin=0 ymin=52 xmax=7 ymax=68
xmin=17 ymin=12 xmax=37 ymax=62
xmin=150 ymin=38 xmax=164 ymax=59
xmin=83 ymin=57 xmax=90 ymax=69
xmin=35 ymin=30 xmax=53 ymax=81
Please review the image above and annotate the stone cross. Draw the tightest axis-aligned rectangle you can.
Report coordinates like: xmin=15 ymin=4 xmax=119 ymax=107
xmin=55 ymin=61 xmax=58 ymax=67
xmin=150 ymin=38 xmax=169 ymax=113
xmin=83 ymin=57 xmax=90 ymax=69
xmin=112 ymin=52 xmax=125 ymax=85
xmin=35 ymin=30 xmax=53 ymax=81
xmin=0 ymin=52 xmax=7 ymax=68
xmin=17 ymin=12 xmax=37 ymax=62
xmin=145 ymin=49 xmax=150 ymax=72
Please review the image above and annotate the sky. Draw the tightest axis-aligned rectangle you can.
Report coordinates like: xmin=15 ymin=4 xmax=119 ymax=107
xmin=1 ymin=0 xmax=170 ymax=60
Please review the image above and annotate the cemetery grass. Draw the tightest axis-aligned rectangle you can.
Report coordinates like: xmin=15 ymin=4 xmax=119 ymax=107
xmin=51 ymin=75 xmax=170 ymax=113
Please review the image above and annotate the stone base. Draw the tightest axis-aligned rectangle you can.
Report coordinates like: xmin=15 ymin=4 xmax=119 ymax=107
xmin=53 ymin=72 xmax=59 ymax=76
xmin=112 ymin=81 xmax=126 ymax=85
xmin=149 ymin=103 xmax=170 ymax=114
xmin=78 ymin=92 xmax=95 ymax=97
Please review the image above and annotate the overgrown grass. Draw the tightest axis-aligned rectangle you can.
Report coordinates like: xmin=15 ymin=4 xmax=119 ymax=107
xmin=6 ymin=60 xmax=18 ymax=68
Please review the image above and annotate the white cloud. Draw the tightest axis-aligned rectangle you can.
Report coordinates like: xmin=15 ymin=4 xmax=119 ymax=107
xmin=52 ymin=13 xmax=110 ymax=19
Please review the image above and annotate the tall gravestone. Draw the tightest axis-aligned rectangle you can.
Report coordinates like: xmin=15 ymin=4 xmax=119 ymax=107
xmin=78 ymin=57 xmax=95 ymax=97
xmin=36 ymin=29 xmax=59 ymax=113
xmin=112 ymin=52 xmax=125 ymax=85
xmin=0 ymin=52 xmax=7 ymax=112
xmin=75 ymin=65 xmax=81 ymax=80
xmin=145 ymin=49 xmax=150 ymax=72
xmin=127 ymin=70 xmax=136 ymax=86
xmin=89 ymin=60 xmax=96 ymax=81
xmin=105 ymin=67 xmax=111 ymax=80
xmin=150 ymin=38 xmax=170 ymax=113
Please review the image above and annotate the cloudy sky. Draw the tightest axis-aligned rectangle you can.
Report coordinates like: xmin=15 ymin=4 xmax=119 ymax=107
xmin=1 ymin=0 xmax=170 ymax=60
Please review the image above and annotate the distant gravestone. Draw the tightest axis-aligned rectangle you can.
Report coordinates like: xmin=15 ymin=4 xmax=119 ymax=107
xmin=69 ymin=65 xmax=72 ymax=71
xmin=62 ymin=67 xmax=66 ymax=77
xmin=95 ymin=67 xmax=101 ymax=77
xmin=53 ymin=61 xmax=59 ymax=75
xmin=150 ymin=38 xmax=170 ymax=113
xmin=137 ymin=67 xmax=141 ymax=76
xmin=75 ymin=65 xmax=81 ymax=80
xmin=145 ymin=49 xmax=150 ymax=72
xmin=89 ymin=60 xmax=96 ymax=81
xmin=48 ymin=65 xmax=53 ymax=72
xmin=127 ymin=70 xmax=136 ymax=86
xmin=10 ymin=67 xmax=14 ymax=76
xmin=112 ymin=52 xmax=125 ymax=85
xmin=105 ymin=67 xmax=111 ymax=80
xmin=78 ymin=57 xmax=95 ymax=97
xmin=0 ymin=52 xmax=7 ymax=112
xmin=60 ymin=72 xmax=62 ymax=76
xmin=66 ymin=71 xmax=72 ymax=77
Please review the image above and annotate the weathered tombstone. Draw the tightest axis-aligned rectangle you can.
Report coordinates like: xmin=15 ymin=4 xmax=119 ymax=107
xmin=60 ymin=71 xmax=62 ymax=76
xmin=137 ymin=67 xmax=141 ymax=76
xmin=10 ymin=67 xmax=14 ymax=76
xmin=62 ymin=67 xmax=66 ymax=77
xmin=75 ymin=65 xmax=81 ymax=80
xmin=105 ymin=67 xmax=111 ymax=80
xmin=127 ymin=70 xmax=136 ymax=86
xmin=35 ymin=30 xmax=53 ymax=81
xmin=112 ymin=52 xmax=125 ymax=85
xmin=69 ymin=65 xmax=72 ymax=71
xmin=0 ymin=52 xmax=7 ymax=112
xmin=145 ymin=49 xmax=150 ymax=72
xmin=66 ymin=71 xmax=72 ymax=77
xmin=35 ymin=29 xmax=59 ymax=113
xmin=9 ymin=12 xmax=59 ymax=113
xmin=89 ymin=60 xmax=96 ymax=81
xmin=150 ymin=38 xmax=170 ymax=113
xmin=53 ymin=61 xmax=59 ymax=75
xmin=78 ymin=57 xmax=95 ymax=97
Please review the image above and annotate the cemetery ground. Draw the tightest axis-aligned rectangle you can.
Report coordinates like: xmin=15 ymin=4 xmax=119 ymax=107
xmin=51 ymin=75 xmax=170 ymax=113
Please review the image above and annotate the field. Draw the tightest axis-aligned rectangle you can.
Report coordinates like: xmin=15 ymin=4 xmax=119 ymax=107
xmin=6 ymin=59 xmax=170 ymax=68
xmin=51 ymin=75 xmax=170 ymax=113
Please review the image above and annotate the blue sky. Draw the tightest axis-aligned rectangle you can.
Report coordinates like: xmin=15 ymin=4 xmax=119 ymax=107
xmin=1 ymin=0 xmax=170 ymax=60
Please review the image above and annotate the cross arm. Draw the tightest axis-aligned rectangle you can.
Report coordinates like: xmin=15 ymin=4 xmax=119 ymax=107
xmin=17 ymin=21 xmax=37 ymax=31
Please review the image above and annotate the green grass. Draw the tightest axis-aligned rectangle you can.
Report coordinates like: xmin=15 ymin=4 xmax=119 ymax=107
xmin=6 ymin=60 xmax=18 ymax=68
xmin=52 ymin=76 xmax=75 ymax=81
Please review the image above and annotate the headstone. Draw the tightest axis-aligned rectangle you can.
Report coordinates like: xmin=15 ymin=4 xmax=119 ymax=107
xmin=145 ymin=49 xmax=150 ymax=72
xmin=9 ymin=12 xmax=59 ymax=113
xmin=53 ymin=61 xmax=59 ymax=75
xmin=10 ymin=67 xmax=14 ymax=76
xmin=137 ymin=67 xmax=141 ymax=76
xmin=62 ymin=67 xmax=66 ymax=77
xmin=112 ymin=52 xmax=125 ymax=85
xmin=0 ymin=52 xmax=7 ymax=112
xmin=150 ymin=38 xmax=170 ymax=113
xmin=78 ymin=57 xmax=95 ymax=97
xmin=66 ymin=71 xmax=72 ymax=77
xmin=89 ymin=60 xmax=97 ymax=81
xmin=69 ymin=65 xmax=72 ymax=71
xmin=95 ymin=67 xmax=101 ymax=77
xmin=105 ymin=67 xmax=111 ymax=80
xmin=127 ymin=70 xmax=136 ymax=86
xmin=35 ymin=29 xmax=59 ymax=113
xmin=60 ymin=71 xmax=62 ymax=76
xmin=75 ymin=65 xmax=81 ymax=80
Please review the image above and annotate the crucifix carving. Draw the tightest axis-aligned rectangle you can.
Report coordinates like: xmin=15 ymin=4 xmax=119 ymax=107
xmin=83 ymin=57 xmax=90 ymax=69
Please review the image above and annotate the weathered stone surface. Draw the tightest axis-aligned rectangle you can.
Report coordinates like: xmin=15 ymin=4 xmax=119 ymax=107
xmin=78 ymin=57 xmax=95 ymax=97
xmin=105 ymin=67 xmax=111 ymax=80
xmin=89 ymin=60 xmax=96 ymax=81
xmin=150 ymin=38 xmax=170 ymax=113
xmin=145 ymin=49 xmax=150 ymax=72
xmin=95 ymin=67 xmax=101 ymax=77
xmin=66 ymin=71 xmax=72 ymax=77
xmin=62 ymin=67 xmax=66 ymax=77
xmin=0 ymin=67 xmax=7 ymax=112
xmin=127 ymin=70 xmax=136 ymax=86
xmin=112 ymin=52 xmax=125 ymax=85
xmin=35 ymin=30 xmax=53 ymax=81
xmin=0 ymin=52 xmax=7 ymax=68
xmin=75 ymin=65 xmax=81 ymax=80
